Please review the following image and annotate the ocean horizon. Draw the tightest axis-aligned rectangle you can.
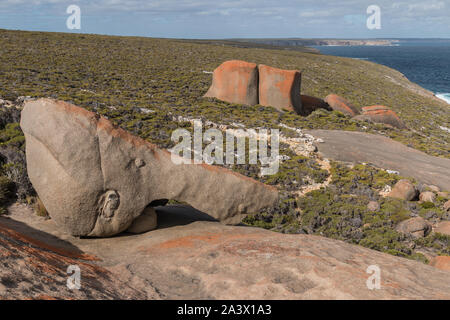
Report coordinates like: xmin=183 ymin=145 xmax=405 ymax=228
xmin=315 ymin=40 xmax=450 ymax=105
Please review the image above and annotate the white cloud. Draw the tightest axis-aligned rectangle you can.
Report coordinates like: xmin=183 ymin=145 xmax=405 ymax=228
xmin=408 ymin=1 xmax=445 ymax=11
xmin=0 ymin=0 xmax=449 ymax=37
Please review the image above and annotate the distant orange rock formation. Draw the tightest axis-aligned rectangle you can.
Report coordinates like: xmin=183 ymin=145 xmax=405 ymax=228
xmin=324 ymin=94 xmax=360 ymax=117
xmin=204 ymin=61 xmax=408 ymax=130
xmin=258 ymin=64 xmax=302 ymax=113
xmin=204 ymin=60 xmax=259 ymax=106
xmin=204 ymin=60 xmax=305 ymax=114
xmin=355 ymin=105 xmax=407 ymax=129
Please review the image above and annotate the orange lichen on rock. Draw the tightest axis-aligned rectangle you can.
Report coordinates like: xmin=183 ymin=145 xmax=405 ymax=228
xmin=430 ymin=256 xmax=450 ymax=272
xmin=258 ymin=64 xmax=302 ymax=113
xmin=0 ymin=220 xmax=146 ymax=299
xmin=324 ymin=94 xmax=360 ymax=116
xmin=0 ymin=221 xmax=99 ymax=261
xmin=356 ymin=105 xmax=407 ymax=129
xmin=204 ymin=60 xmax=259 ymax=106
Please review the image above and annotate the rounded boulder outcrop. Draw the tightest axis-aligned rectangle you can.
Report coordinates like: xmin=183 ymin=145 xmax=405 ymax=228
xmin=324 ymin=94 xmax=360 ymax=117
xmin=258 ymin=64 xmax=302 ymax=114
xmin=419 ymin=191 xmax=436 ymax=203
xmin=387 ymin=179 xmax=418 ymax=201
xmin=204 ymin=60 xmax=259 ymax=106
xmin=355 ymin=106 xmax=406 ymax=129
xmin=395 ymin=217 xmax=432 ymax=238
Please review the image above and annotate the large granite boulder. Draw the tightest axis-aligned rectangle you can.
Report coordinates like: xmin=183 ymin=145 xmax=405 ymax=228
xmin=354 ymin=105 xmax=406 ymax=129
xmin=258 ymin=64 xmax=302 ymax=114
xmin=324 ymin=94 xmax=360 ymax=116
xmin=20 ymin=99 xmax=278 ymax=237
xmin=204 ymin=60 xmax=259 ymax=106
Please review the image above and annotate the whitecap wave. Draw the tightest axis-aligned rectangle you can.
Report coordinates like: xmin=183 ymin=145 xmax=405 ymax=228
xmin=436 ymin=93 xmax=450 ymax=104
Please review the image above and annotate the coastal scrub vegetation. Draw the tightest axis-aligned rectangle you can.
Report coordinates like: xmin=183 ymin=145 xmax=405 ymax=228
xmin=0 ymin=29 xmax=448 ymax=262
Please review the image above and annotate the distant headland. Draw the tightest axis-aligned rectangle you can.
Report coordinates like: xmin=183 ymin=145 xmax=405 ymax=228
xmin=229 ymin=38 xmax=399 ymax=46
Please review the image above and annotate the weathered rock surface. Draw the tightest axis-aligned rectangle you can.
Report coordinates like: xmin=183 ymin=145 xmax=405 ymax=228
xmin=20 ymin=99 xmax=278 ymax=237
xmin=300 ymin=95 xmax=331 ymax=115
xmin=353 ymin=106 xmax=406 ymax=129
xmin=388 ymin=180 xmax=418 ymax=201
xmin=0 ymin=217 xmax=147 ymax=299
xmin=258 ymin=64 xmax=302 ymax=113
xmin=307 ymin=130 xmax=450 ymax=191
xmin=3 ymin=204 xmax=450 ymax=300
xmin=204 ymin=60 xmax=259 ymax=106
xmin=127 ymin=207 xmax=158 ymax=234
xmin=324 ymin=94 xmax=360 ymax=116
xmin=434 ymin=221 xmax=450 ymax=236
xmin=430 ymin=256 xmax=450 ymax=272
xmin=395 ymin=217 xmax=432 ymax=238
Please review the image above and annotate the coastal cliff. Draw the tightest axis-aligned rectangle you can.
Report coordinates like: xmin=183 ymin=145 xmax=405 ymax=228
xmin=231 ymin=38 xmax=398 ymax=46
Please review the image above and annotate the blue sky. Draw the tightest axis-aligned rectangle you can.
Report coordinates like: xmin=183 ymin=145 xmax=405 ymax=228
xmin=0 ymin=0 xmax=449 ymax=38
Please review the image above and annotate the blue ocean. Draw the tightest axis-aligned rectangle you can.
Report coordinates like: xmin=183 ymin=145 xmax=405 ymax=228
xmin=315 ymin=40 xmax=450 ymax=104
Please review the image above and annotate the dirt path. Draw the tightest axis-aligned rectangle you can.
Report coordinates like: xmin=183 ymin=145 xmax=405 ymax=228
xmin=306 ymin=130 xmax=450 ymax=191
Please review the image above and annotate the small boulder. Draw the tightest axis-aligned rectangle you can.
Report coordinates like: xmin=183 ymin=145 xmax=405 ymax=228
xmin=367 ymin=201 xmax=380 ymax=212
xmin=204 ymin=60 xmax=259 ymax=106
xmin=127 ymin=207 xmax=157 ymax=234
xmin=300 ymin=95 xmax=330 ymax=115
xmin=419 ymin=191 xmax=436 ymax=203
xmin=434 ymin=221 xmax=450 ymax=236
xmin=444 ymin=200 xmax=450 ymax=212
xmin=324 ymin=94 xmax=360 ymax=117
xmin=355 ymin=106 xmax=406 ymax=129
xmin=387 ymin=180 xmax=418 ymax=201
xmin=395 ymin=217 xmax=432 ymax=238
xmin=430 ymin=256 xmax=450 ymax=272
xmin=258 ymin=64 xmax=302 ymax=114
